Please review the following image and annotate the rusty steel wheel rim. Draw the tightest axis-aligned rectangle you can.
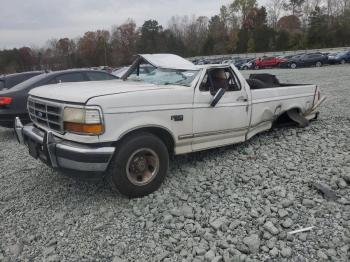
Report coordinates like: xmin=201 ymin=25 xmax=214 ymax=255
xmin=126 ymin=148 xmax=160 ymax=186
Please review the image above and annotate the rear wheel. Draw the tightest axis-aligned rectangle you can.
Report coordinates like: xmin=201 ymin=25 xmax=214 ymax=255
xmin=315 ymin=61 xmax=322 ymax=67
xmin=243 ymin=66 xmax=248 ymax=70
xmin=107 ymin=132 xmax=169 ymax=198
xmin=254 ymin=65 xmax=260 ymax=70
xmin=340 ymin=59 xmax=346 ymax=65
xmin=290 ymin=63 xmax=297 ymax=69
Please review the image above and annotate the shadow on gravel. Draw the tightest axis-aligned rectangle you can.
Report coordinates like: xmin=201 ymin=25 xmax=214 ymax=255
xmin=0 ymin=127 xmax=17 ymax=141
xmin=0 ymin=123 xmax=307 ymax=203
xmin=10 ymin=166 xmax=124 ymax=203
xmin=47 ymin=172 xmax=122 ymax=197
xmin=27 ymin=124 xmax=304 ymax=202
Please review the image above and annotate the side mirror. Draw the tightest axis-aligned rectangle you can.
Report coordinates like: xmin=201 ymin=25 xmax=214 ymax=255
xmin=210 ymin=88 xmax=226 ymax=107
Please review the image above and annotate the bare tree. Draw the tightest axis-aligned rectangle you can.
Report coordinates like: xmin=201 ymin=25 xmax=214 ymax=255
xmin=110 ymin=19 xmax=138 ymax=65
xmin=229 ymin=0 xmax=257 ymax=25
xmin=168 ymin=16 xmax=185 ymax=40
xmin=301 ymin=0 xmax=323 ymax=28
xmin=167 ymin=15 xmax=210 ymax=56
xmin=267 ymin=0 xmax=287 ymax=29
xmin=220 ymin=4 xmax=239 ymax=29
xmin=283 ymin=0 xmax=306 ymax=16
xmin=342 ymin=0 xmax=350 ymax=11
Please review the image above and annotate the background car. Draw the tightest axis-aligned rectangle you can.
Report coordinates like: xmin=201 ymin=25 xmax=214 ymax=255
xmin=0 ymin=69 xmax=117 ymax=127
xmin=221 ymin=59 xmax=234 ymax=64
xmin=254 ymin=56 xmax=287 ymax=69
xmin=279 ymin=54 xmax=304 ymax=68
xmin=0 ymin=71 xmax=43 ymax=91
xmin=284 ymin=53 xmax=328 ymax=69
xmin=241 ymin=59 xmax=256 ymax=70
xmin=276 ymin=54 xmax=295 ymax=60
xmin=195 ymin=59 xmax=208 ymax=65
xmin=234 ymin=58 xmax=253 ymax=70
xmin=208 ymin=58 xmax=224 ymax=64
xmin=327 ymin=51 xmax=350 ymax=64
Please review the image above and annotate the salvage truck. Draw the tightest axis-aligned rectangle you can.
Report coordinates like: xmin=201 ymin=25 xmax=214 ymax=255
xmin=15 ymin=54 xmax=325 ymax=197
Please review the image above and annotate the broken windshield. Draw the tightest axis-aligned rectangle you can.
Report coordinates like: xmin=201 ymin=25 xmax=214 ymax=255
xmin=127 ymin=66 xmax=199 ymax=87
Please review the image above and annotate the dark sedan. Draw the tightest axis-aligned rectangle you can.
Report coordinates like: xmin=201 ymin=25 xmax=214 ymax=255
xmin=0 ymin=69 xmax=117 ymax=128
xmin=234 ymin=58 xmax=253 ymax=70
xmin=0 ymin=71 xmax=43 ymax=91
xmin=279 ymin=54 xmax=304 ymax=68
xmin=280 ymin=53 xmax=328 ymax=69
xmin=328 ymin=51 xmax=350 ymax=64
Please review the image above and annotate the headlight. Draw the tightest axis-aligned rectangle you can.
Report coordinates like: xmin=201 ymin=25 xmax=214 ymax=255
xmin=63 ymin=107 xmax=104 ymax=135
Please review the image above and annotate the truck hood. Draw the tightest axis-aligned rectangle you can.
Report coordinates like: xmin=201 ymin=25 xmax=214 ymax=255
xmin=29 ymin=80 xmax=175 ymax=103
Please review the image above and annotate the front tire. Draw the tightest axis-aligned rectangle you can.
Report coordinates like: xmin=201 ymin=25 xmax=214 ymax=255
xmin=290 ymin=63 xmax=297 ymax=69
xmin=315 ymin=61 xmax=322 ymax=67
xmin=107 ymin=132 xmax=169 ymax=198
xmin=340 ymin=59 xmax=346 ymax=65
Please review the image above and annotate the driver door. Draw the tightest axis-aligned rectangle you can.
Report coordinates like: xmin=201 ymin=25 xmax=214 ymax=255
xmin=192 ymin=67 xmax=250 ymax=151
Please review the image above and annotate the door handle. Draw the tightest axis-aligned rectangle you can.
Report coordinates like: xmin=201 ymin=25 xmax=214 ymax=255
xmin=237 ymin=96 xmax=248 ymax=102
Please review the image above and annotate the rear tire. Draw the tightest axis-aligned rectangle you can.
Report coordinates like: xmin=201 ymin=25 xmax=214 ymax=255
xmin=290 ymin=63 xmax=297 ymax=69
xmin=107 ymin=132 xmax=169 ymax=198
xmin=340 ymin=59 xmax=346 ymax=65
xmin=315 ymin=61 xmax=322 ymax=67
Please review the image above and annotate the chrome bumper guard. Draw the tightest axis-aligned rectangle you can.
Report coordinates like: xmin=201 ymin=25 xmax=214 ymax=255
xmin=15 ymin=117 xmax=115 ymax=172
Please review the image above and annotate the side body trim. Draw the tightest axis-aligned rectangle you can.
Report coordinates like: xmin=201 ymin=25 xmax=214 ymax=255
xmin=179 ymin=127 xmax=248 ymax=140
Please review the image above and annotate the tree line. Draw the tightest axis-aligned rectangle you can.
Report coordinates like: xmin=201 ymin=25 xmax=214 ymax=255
xmin=1 ymin=0 xmax=350 ymax=73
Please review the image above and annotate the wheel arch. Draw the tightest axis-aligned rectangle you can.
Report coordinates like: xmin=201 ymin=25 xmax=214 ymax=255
xmin=113 ymin=125 xmax=176 ymax=155
xmin=274 ymin=107 xmax=303 ymax=125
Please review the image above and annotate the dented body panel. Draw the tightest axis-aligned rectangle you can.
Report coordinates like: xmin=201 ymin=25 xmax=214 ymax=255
xmin=247 ymin=84 xmax=317 ymax=139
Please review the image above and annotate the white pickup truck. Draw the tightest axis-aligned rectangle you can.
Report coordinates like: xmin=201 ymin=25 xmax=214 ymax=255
xmin=15 ymin=54 xmax=325 ymax=197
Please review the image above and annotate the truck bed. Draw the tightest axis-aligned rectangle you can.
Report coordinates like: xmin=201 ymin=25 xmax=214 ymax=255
xmin=248 ymin=73 xmax=308 ymax=89
xmin=247 ymin=77 xmax=317 ymax=139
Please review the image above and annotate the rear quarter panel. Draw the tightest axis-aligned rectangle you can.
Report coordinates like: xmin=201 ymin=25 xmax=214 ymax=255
xmin=250 ymin=84 xmax=316 ymax=132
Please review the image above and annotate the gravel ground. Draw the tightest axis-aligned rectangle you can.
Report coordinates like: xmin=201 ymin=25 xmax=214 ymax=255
xmin=0 ymin=65 xmax=349 ymax=262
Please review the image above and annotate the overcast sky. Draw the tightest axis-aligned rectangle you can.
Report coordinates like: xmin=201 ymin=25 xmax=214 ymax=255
xmin=0 ymin=0 xmax=267 ymax=49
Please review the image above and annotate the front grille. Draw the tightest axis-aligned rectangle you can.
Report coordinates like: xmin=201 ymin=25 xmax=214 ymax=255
xmin=28 ymin=97 xmax=63 ymax=132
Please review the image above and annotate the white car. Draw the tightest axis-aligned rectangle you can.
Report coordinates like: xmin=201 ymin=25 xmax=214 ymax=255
xmin=241 ymin=59 xmax=255 ymax=70
xmin=15 ymin=54 xmax=325 ymax=197
xmin=221 ymin=59 xmax=234 ymax=64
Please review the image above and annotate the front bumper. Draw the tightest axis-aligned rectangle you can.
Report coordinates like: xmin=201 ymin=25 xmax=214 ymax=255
xmin=15 ymin=118 xmax=115 ymax=173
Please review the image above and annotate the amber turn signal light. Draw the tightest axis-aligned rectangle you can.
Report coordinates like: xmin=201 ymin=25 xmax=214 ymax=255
xmin=64 ymin=122 xmax=103 ymax=135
